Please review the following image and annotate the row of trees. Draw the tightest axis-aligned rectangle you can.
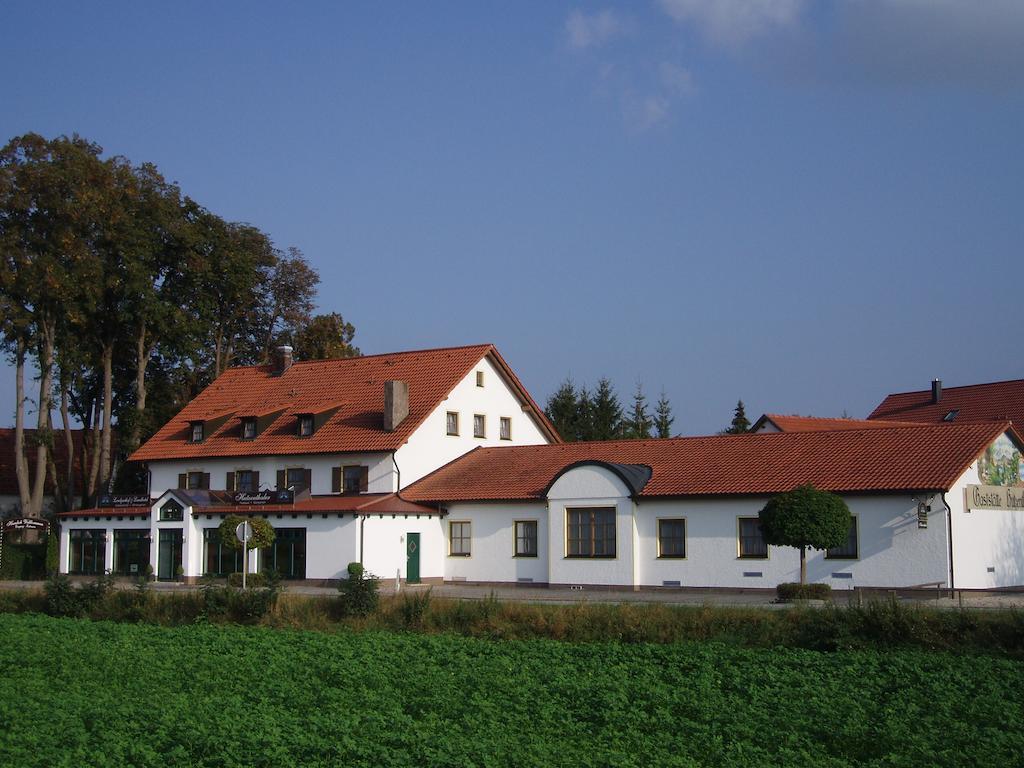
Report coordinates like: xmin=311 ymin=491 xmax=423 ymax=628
xmin=544 ymin=378 xmax=675 ymax=441
xmin=0 ymin=133 xmax=358 ymax=515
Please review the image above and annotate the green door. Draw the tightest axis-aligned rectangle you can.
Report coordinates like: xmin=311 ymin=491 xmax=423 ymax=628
xmin=406 ymin=533 xmax=420 ymax=584
xmin=158 ymin=529 xmax=183 ymax=580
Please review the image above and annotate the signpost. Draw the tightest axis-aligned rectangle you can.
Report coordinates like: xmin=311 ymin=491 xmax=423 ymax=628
xmin=235 ymin=521 xmax=253 ymax=589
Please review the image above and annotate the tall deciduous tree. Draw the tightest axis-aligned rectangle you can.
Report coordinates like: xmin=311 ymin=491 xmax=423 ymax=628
xmin=293 ymin=313 xmax=360 ymax=361
xmin=758 ymin=484 xmax=851 ymax=585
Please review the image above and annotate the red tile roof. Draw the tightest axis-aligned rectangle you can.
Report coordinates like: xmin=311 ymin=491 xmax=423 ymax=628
xmin=869 ymin=379 xmax=1024 ymax=427
xmin=404 ymin=422 xmax=1020 ymax=502
xmin=131 ymin=344 xmax=559 ymax=462
xmin=754 ymin=414 xmax=924 ymax=432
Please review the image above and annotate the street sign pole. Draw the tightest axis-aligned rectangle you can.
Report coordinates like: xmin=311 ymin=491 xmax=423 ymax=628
xmin=235 ymin=521 xmax=253 ymax=589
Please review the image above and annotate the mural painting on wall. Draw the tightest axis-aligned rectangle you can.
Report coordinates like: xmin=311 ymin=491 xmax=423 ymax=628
xmin=978 ymin=435 xmax=1024 ymax=487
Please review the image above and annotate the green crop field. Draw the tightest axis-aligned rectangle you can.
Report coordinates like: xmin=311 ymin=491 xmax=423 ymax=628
xmin=0 ymin=613 xmax=1021 ymax=767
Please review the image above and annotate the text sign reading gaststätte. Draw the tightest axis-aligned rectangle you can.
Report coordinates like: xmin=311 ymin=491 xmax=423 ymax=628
xmin=966 ymin=484 xmax=1024 ymax=511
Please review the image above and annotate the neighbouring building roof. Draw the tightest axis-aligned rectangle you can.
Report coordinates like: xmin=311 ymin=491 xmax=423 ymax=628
xmin=0 ymin=428 xmax=86 ymax=497
xmin=869 ymin=378 xmax=1024 ymax=427
xmin=130 ymin=344 xmax=559 ymax=462
xmin=752 ymin=414 xmax=924 ymax=432
xmin=403 ymin=422 xmax=1020 ymax=502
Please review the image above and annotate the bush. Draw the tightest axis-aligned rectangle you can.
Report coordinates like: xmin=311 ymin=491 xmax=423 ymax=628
xmin=43 ymin=572 xmax=116 ymax=617
xmin=0 ymin=542 xmax=48 ymax=580
xmin=397 ymin=588 xmax=432 ymax=629
xmin=200 ymin=581 xmax=277 ymax=624
xmin=777 ymin=582 xmax=832 ymax=601
xmin=337 ymin=562 xmax=379 ymax=617
xmin=227 ymin=572 xmax=267 ymax=588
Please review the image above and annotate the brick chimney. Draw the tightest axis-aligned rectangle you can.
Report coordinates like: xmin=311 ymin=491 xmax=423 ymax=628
xmin=384 ymin=380 xmax=409 ymax=431
xmin=274 ymin=345 xmax=294 ymax=374
xmin=931 ymin=378 xmax=942 ymax=404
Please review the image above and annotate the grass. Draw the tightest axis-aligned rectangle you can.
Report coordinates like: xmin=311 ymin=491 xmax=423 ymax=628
xmin=0 ymin=612 xmax=1021 ymax=767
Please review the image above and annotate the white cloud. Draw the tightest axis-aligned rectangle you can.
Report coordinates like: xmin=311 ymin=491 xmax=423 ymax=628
xmin=658 ymin=0 xmax=806 ymax=46
xmin=661 ymin=62 xmax=695 ymax=96
xmin=566 ymin=9 xmax=622 ymax=50
xmin=626 ymin=95 xmax=671 ymax=130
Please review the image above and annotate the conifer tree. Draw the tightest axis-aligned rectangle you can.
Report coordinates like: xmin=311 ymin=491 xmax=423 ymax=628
xmin=575 ymin=385 xmax=594 ymax=441
xmin=722 ymin=400 xmax=751 ymax=434
xmin=544 ymin=378 xmax=578 ymax=442
xmin=591 ymin=378 xmax=624 ymax=440
xmin=625 ymin=381 xmax=653 ymax=439
xmin=654 ymin=390 xmax=674 ymax=438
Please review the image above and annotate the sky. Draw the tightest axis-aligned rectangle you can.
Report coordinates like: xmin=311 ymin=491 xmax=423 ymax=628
xmin=2 ymin=1 xmax=1022 ymax=436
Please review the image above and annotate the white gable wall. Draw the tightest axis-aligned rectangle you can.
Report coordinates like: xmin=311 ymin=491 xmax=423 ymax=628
xmin=396 ymin=354 xmax=551 ymax=488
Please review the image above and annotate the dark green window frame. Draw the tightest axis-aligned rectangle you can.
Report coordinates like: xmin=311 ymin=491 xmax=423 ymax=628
xmin=514 ymin=520 xmax=538 ymax=557
xmin=69 ymin=529 xmax=105 ymax=575
xmin=260 ymin=528 xmax=306 ymax=579
xmin=112 ymin=529 xmax=150 ymax=576
xmin=203 ymin=528 xmax=242 ymax=576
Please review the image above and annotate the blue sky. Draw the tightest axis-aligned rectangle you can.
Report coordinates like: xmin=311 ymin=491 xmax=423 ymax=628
xmin=2 ymin=1 xmax=1022 ymax=435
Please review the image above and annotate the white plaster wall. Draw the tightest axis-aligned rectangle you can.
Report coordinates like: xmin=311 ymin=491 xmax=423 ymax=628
xmin=547 ymin=465 xmax=635 ymax=586
xmin=949 ymin=455 xmax=1024 ymax=589
xmin=148 ymin=452 xmax=398 ymax=497
xmin=637 ymin=495 xmax=949 ymax=589
xmin=396 ymin=354 xmax=551 ymax=487
xmin=360 ymin=515 xmax=445 ymax=583
xmin=442 ymin=503 xmax=549 ymax=583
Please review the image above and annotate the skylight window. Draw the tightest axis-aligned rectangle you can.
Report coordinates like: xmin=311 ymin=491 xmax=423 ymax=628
xmin=943 ymin=410 xmax=959 ymax=422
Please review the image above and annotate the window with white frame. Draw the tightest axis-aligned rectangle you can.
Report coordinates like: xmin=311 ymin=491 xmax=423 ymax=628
xmin=446 ymin=411 xmax=459 ymax=436
xmin=190 ymin=422 xmax=204 ymax=442
xmin=449 ymin=521 xmax=471 ymax=556
xmin=298 ymin=414 xmax=314 ymax=437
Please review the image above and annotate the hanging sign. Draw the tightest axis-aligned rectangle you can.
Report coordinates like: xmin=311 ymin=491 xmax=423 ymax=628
xmin=232 ymin=489 xmax=294 ymax=505
xmin=3 ymin=518 xmax=47 ymax=531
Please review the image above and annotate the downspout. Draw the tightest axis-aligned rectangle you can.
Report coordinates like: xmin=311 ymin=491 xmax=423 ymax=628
xmin=359 ymin=514 xmax=365 ymax=567
xmin=392 ymin=451 xmax=404 ymax=499
xmin=942 ymin=491 xmax=954 ymax=592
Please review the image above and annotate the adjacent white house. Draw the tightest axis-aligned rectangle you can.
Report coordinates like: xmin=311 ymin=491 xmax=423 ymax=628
xmin=401 ymin=422 xmax=1024 ymax=590
xmin=57 ymin=344 xmax=558 ymax=582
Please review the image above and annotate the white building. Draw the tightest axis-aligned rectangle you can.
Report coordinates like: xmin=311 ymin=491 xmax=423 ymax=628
xmin=401 ymin=421 xmax=1024 ymax=590
xmin=57 ymin=344 xmax=558 ymax=582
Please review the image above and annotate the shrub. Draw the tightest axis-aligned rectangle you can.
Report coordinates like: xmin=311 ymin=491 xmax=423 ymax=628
xmin=43 ymin=572 xmax=116 ymax=617
xmin=777 ymin=582 xmax=832 ymax=601
xmin=227 ymin=572 xmax=267 ymax=588
xmin=200 ymin=581 xmax=276 ymax=624
xmin=218 ymin=515 xmax=275 ymax=552
xmin=337 ymin=561 xmax=379 ymax=617
xmin=397 ymin=588 xmax=432 ymax=629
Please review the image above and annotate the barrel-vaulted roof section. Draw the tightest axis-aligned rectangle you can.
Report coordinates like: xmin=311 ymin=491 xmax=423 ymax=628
xmin=403 ymin=422 xmax=1020 ymax=502
xmin=131 ymin=344 xmax=559 ymax=462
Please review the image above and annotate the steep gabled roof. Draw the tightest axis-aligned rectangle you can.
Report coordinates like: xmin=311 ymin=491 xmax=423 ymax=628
xmin=869 ymin=378 xmax=1024 ymax=427
xmin=131 ymin=344 xmax=559 ymax=462
xmin=752 ymin=414 xmax=923 ymax=433
xmin=403 ymin=422 xmax=1019 ymax=502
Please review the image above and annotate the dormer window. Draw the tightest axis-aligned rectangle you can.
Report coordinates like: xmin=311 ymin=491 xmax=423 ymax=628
xmin=242 ymin=418 xmax=257 ymax=440
xmin=159 ymin=500 xmax=184 ymax=522
xmin=190 ymin=422 xmax=204 ymax=443
xmin=298 ymin=414 xmax=314 ymax=437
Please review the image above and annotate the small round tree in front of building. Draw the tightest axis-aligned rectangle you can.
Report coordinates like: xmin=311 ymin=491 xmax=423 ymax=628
xmin=758 ymin=484 xmax=851 ymax=586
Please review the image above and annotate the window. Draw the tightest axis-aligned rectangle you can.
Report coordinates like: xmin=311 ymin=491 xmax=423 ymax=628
xmin=159 ymin=501 xmax=184 ymax=522
xmin=190 ymin=422 xmax=204 ymax=442
xmin=203 ymin=528 xmax=242 ymax=576
xmin=260 ymin=528 xmax=306 ymax=579
xmin=566 ymin=507 xmax=616 ymax=558
xmin=474 ymin=414 xmax=486 ymax=438
xmin=235 ymin=470 xmax=256 ymax=493
xmin=446 ymin=411 xmax=459 ymax=436
xmin=476 ymin=370 xmax=484 ymax=387
xmin=286 ymin=468 xmax=309 ymax=493
xmin=242 ymin=418 xmax=257 ymax=439
xmin=658 ymin=519 xmax=686 ymax=558
xmin=515 ymin=520 xmax=538 ymax=557
xmin=738 ymin=517 xmax=768 ymax=559
xmin=343 ymin=466 xmax=364 ymax=494
xmin=500 ymin=417 xmax=511 ymax=441
xmin=449 ymin=521 xmax=471 ymax=556
xmin=113 ymin=530 xmax=150 ymax=576
xmin=826 ymin=517 xmax=859 ymax=559
xmin=298 ymin=414 xmax=314 ymax=437
xmin=69 ymin=530 xmax=105 ymax=575
xmin=186 ymin=471 xmax=208 ymax=490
